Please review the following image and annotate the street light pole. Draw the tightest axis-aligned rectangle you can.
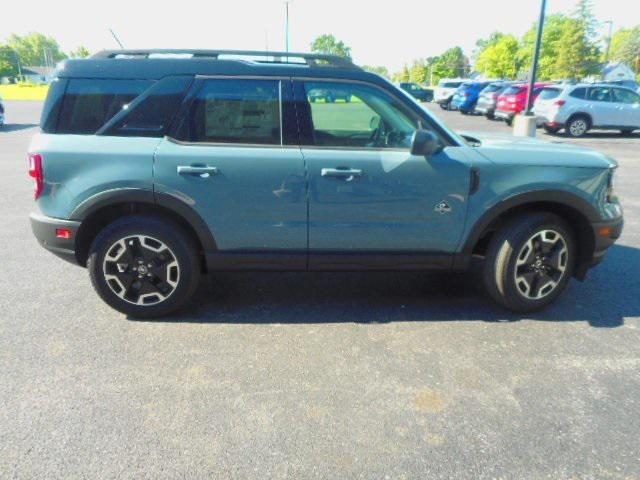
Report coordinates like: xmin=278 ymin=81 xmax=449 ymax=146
xmin=524 ymin=0 xmax=547 ymax=116
xmin=284 ymin=1 xmax=291 ymax=58
xmin=603 ymin=20 xmax=613 ymax=63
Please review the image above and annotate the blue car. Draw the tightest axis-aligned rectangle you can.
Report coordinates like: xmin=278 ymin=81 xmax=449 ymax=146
xmin=451 ymin=81 xmax=491 ymax=114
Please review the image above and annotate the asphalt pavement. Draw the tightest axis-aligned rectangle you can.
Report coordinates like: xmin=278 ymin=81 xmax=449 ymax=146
xmin=0 ymin=100 xmax=638 ymax=479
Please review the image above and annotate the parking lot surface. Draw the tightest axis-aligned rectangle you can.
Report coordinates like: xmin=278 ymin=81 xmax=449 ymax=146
xmin=1 ymin=101 xmax=639 ymax=479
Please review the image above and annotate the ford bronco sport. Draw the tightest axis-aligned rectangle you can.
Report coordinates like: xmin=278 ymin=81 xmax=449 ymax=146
xmin=29 ymin=50 xmax=623 ymax=318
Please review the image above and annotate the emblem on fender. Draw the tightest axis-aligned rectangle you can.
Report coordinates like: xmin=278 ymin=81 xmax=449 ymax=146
xmin=435 ymin=201 xmax=452 ymax=215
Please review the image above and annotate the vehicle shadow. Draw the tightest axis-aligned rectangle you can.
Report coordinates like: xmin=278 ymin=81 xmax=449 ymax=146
xmin=134 ymin=244 xmax=639 ymax=328
xmin=543 ymin=130 xmax=640 ymax=140
xmin=0 ymin=123 xmax=38 ymax=133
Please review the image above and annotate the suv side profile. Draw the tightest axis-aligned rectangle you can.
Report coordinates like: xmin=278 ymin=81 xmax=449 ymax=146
xmin=434 ymin=79 xmax=466 ymax=110
xmin=30 ymin=50 xmax=623 ymax=318
xmin=534 ymin=83 xmax=640 ymax=137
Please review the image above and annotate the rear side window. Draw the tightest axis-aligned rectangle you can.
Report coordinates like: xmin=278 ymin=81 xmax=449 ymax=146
xmin=588 ymin=87 xmax=612 ymax=102
xmin=57 ymin=79 xmax=152 ymax=134
xmin=569 ymin=87 xmax=587 ymax=99
xmin=178 ymin=79 xmax=281 ymax=145
xmin=502 ymin=86 xmax=524 ymax=96
xmin=537 ymin=88 xmax=561 ymax=101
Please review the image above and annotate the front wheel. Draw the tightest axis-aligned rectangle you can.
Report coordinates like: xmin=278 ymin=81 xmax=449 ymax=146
xmin=88 ymin=215 xmax=201 ymax=318
xmin=483 ymin=213 xmax=576 ymax=313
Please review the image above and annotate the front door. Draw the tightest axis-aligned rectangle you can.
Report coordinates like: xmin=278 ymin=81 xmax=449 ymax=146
xmin=612 ymin=88 xmax=640 ymax=128
xmin=293 ymin=80 xmax=471 ymax=269
xmin=154 ymin=78 xmax=307 ymax=266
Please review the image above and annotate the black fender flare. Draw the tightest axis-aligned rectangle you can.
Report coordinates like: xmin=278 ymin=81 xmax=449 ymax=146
xmin=70 ymin=188 xmax=217 ymax=252
xmin=459 ymin=189 xmax=600 ymax=257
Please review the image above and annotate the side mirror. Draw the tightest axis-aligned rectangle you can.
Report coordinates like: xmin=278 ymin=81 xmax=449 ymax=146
xmin=410 ymin=129 xmax=441 ymax=157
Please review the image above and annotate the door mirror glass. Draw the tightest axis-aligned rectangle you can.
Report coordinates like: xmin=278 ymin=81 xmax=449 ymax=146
xmin=411 ymin=129 xmax=441 ymax=157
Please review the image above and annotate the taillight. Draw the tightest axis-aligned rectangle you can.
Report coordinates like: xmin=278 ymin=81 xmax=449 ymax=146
xmin=28 ymin=153 xmax=44 ymax=200
xmin=554 ymin=100 xmax=566 ymax=106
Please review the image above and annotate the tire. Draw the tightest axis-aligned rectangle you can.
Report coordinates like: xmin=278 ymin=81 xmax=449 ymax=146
xmin=309 ymin=97 xmax=316 ymax=103
xmin=483 ymin=213 xmax=576 ymax=313
xmin=543 ymin=125 xmax=561 ymax=135
xmin=88 ymin=215 xmax=201 ymax=318
xmin=326 ymin=95 xmax=335 ymax=103
xmin=440 ymin=99 xmax=451 ymax=111
xmin=485 ymin=113 xmax=495 ymax=120
xmin=565 ymin=115 xmax=590 ymax=137
xmin=619 ymin=129 xmax=634 ymax=136
xmin=505 ymin=117 xmax=513 ymax=127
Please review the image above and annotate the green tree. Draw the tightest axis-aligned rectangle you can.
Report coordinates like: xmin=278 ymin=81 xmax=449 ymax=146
xmin=473 ymin=31 xmax=505 ymax=62
xmin=69 ymin=46 xmax=91 ymax=59
xmin=573 ymin=0 xmax=597 ymax=39
xmin=7 ymin=33 xmax=67 ymax=66
xmin=310 ymin=34 xmax=351 ymax=58
xmin=0 ymin=45 xmax=19 ymax=77
xmin=609 ymin=27 xmax=640 ymax=71
xmin=361 ymin=65 xmax=389 ymax=78
xmin=555 ymin=18 xmax=600 ymax=79
xmin=409 ymin=59 xmax=427 ymax=84
xmin=431 ymin=47 xmax=469 ymax=82
xmin=393 ymin=64 xmax=411 ymax=83
xmin=475 ymin=34 xmax=520 ymax=79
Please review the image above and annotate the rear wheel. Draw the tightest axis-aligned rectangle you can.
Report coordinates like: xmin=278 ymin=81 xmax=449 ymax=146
xmin=565 ymin=116 xmax=590 ymax=137
xmin=88 ymin=215 xmax=200 ymax=318
xmin=483 ymin=213 xmax=576 ymax=313
xmin=440 ymin=99 xmax=451 ymax=111
xmin=485 ymin=113 xmax=495 ymax=120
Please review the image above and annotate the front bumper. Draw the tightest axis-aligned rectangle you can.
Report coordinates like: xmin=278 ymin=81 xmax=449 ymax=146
xmin=30 ymin=212 xmax=81 ymax=265
xmin=589 ymin=216 xmax=623 ymax=268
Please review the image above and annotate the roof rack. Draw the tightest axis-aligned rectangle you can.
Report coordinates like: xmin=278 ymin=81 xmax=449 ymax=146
xmin=91 ymin=49 xmax=359 ymax=69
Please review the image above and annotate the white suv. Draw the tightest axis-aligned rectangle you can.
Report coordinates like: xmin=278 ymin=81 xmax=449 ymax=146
xmin=434 ymin=79 xmax=467 ymax=110
xmin=534 ymin=83 xmax=640 ymax=137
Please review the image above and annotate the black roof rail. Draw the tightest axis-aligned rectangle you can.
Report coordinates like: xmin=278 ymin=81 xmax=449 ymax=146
xmin=91 ymin=49 xmax=359 ymax=69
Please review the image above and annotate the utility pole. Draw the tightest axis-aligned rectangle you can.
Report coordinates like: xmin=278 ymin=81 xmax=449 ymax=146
xmin=603 ymin=20 xmax=613 ymax=63
xmin=284 ymin=1 xmax=293 ymax=58
xmin=524 ymin=0 xmax=547 ymax=116
xmin=12 ymin=50 xmax=22 ymax=81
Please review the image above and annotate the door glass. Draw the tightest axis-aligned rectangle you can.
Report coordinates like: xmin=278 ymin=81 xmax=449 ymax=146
xmin=612 ymin=88 xmax=640 ymax=104
xmin=588 ymin=87 xmax=613 ymax=102
xmin=180 ymin=79 xmax=281 ymax=144
xmin=303 ymin=81 xmax=419 ymax=149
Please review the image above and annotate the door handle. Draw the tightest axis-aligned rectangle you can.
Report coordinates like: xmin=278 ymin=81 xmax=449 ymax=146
xmin=321 ymin=167 xmax=363 ymax=182
xmin=177 ymin=165 xmax=219 ymax=178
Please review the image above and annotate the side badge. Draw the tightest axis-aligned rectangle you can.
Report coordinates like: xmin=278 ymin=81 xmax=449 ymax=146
xmin=435 ymin=201 xmax=452 ymax=215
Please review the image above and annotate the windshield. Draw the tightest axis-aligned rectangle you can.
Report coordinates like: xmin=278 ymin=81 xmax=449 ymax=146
xmin=440 ymin=81 xmax=462 ymax=88
xmin=537 ymin=88 xmax=561 ymax=101
xmin=502 ymin=86 xmax=525 ymax=96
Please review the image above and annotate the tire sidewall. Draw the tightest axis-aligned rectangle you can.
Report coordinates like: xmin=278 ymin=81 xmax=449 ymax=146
xmin=487 ymin=214 xmax=576 ymax=312
xmin=88 ymin=216 xmax=200 ymax=318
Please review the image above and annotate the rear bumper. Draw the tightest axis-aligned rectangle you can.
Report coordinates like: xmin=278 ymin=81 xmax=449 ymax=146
xmin=30 ymin=212 xmax=81 ymax=265
xmin=494 ymin=109 xmax=515 ymax=121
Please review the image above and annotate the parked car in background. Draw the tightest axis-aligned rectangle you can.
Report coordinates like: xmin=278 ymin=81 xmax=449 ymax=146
xmin=0 ymin=96 xmax=4 ymax=128
xmin=451 ymin=81 xmax=491 ymax=114
xmin=399 ymin=82 xmax=433 ymax=102
xmin=534 ymin=83 xmax=640 ymax=137
xmin=434 ymin=78 xmax=466 ymax=110
xmin=308 ymin=87 xmax=351 ymax=103
xmin=474 ymin=81 xmax=514 ymax=119
xmin=495 ymin=82 xmax=552 ymax=125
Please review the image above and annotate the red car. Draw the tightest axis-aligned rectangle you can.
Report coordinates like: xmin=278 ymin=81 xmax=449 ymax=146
xmin=494 ymin=82 xmax=553 ymax=125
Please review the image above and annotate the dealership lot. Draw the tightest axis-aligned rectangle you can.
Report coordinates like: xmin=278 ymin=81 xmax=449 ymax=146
xmin=1 ymin=100 xmax=639 ymax=478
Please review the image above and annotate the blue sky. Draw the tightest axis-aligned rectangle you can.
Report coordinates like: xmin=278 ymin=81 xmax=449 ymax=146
xmin=2 ymin=0 xmax=638 ymax=72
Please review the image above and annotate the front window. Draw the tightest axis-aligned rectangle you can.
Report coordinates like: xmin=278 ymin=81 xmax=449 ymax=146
xmin=612 ymin=88 xmax=640 ymax=104
xmin=179 ymin=79 xmax=281 ymax=145
xmin=303 ymin=81 xmax=420 ymax=149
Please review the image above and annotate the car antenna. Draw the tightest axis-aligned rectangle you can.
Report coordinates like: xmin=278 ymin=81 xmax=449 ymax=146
xmin=109 ymin=28 xmax=125 ymax=49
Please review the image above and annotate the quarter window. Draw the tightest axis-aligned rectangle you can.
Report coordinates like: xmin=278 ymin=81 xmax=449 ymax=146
xmin=57 ymin=79 xmax=152 ymax=134
xmin=569 ymin=87 xmax=587 ymax=99
xmin=181 ymin=79 xmax=281 ymax=145
xmin=302 ymin=81 xmax=420 ymax=149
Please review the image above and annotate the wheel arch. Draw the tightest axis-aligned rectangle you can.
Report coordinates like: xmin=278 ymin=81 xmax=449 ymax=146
xmin=72 ymin=189 xmax=216 ymax=268
xmin=459 ymin=191 xmax=599 ymax=280
xmin=567 ymin=111 xmax=593 ymax=128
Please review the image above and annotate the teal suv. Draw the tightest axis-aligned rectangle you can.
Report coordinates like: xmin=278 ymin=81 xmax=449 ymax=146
xmin=29 ymin=50 xmax=623 ymax=317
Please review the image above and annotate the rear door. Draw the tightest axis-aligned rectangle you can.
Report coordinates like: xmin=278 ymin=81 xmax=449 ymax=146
xmin=293 ymin=79 xmax=471 ymax=269
xmin=154 ymin=77 xmax=307 ymax=265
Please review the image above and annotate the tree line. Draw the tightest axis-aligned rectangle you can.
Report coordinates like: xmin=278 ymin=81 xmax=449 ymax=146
xmin=0 ymin=33 xmax=89 ymax=79
xmin=311 ymin=1 xmax=640 ymax=86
